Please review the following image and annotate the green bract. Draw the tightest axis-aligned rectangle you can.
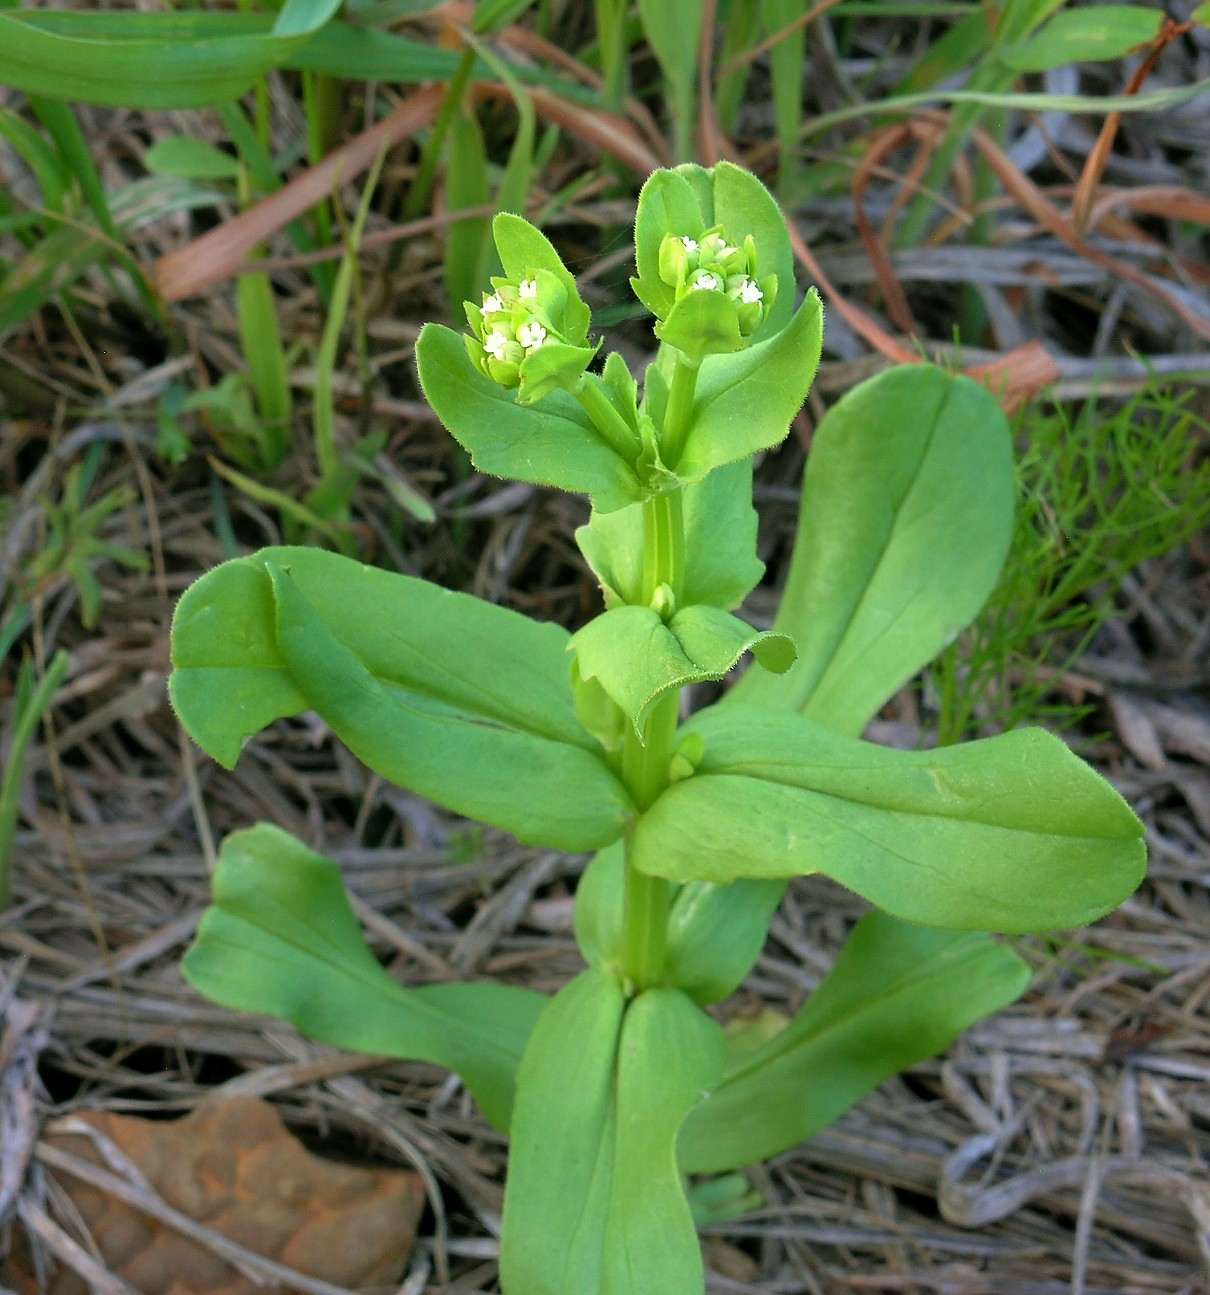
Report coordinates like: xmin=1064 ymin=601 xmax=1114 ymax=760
xmin=171 ymin=164 xmax=1147 ymax=1295
xmin=463 ymin=214 xmax=600 ymax=404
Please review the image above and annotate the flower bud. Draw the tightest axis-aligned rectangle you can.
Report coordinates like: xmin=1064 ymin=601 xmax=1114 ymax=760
xmin=463 ymin=267 xmax=598 ymax=403
xmin=647 ymin=223 xmax=777 ymax=355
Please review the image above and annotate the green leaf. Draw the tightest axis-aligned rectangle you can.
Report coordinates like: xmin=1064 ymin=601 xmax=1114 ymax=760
xmin=897 ymin=8 xmax=991 ymax=94
xmin=759 ymin=0 xmax=807 ymax=196
xmin=0 ymin=11 xmax=320 ymax=107
xmin=444 ymin=106 xmax=492 ymax=318
xmin=145 ymin=137 xmax=241 ymax=181
xmin=1194 ymin=2 xmax=1210 ymax=27
xmin=674 ymin=289 xmax=823 ymax=482
xmin=473 ymin=0 xmax=538 ymax=33
xmin=655 ymin=288 xmax=746 ymax=364
xmin=1001 ymin=6 xmax=1164 ymax=71
xmin=571 ymin=604 xmax=795 ymax=734
xmin=183 ymin=825 xmax=545 ymax=1132
xmin=678 ymin=910 xmax=1030 ymax=1172
xmin=665 ymin=876 xmax=786 ymax=1004
xmin=636 ymin=0 xmax=703 ymax=161
xmin=237 ymin=270 xmax=292 ymax=468
xmin=415 ymin=323 xmax=643 ymax=512
xmin=634 ymin=706 xmax=1147 ymax=933
xmin=500 ymin=970 xmax=725 ymax=1295
xmin=577 ymin=458 xmax=765 ymax=612
xmin=494 ymin=212 xmax=590 ymax=340
xmin=729 ymin=365 xmax=1014 ymax=736
xmin=633 ymin=169 xmax=706 ymax=320
xmin=273 ymin=0 xmax=344 ymax=37
xmin=169 ymin=547 xmax=630 ymax=852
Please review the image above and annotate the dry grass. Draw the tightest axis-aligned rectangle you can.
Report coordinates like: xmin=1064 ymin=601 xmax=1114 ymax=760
xmin=4 ymin=14 xmax=1210 ymax=1291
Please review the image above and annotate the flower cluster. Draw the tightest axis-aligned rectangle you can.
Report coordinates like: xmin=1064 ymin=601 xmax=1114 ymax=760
xmin=656 ymin=227 xmax=775 ymax=338
xmin=464 ymin=269 xmax=597 ymax=405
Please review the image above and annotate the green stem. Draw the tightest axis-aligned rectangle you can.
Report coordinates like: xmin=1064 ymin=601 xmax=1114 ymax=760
xmin=619 ymin=690 xmax=679 ymax=989
xmin=615 ymin=474 xmax=688 ymax=990
xmin=660 ymin=354 xmax=700 ymax=470
xmin=574 ymin=375 xmax=641 ymax=462
xmin=641 ymin=489 xmax=684 ymax=607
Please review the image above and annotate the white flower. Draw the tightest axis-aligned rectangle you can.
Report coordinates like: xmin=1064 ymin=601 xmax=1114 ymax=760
xmin=737 ymin=278 xmax=763 ymax=304
xmin=518 ymin=279 xmax=539 ymax=299
xmin=692 ymin=273 xmax=721 ymax=291
xmin=517 ymin=321 xmax=547 ymax=350
xmin=484 ymin=328 xmax=511 ymax=360
xmin=681 ymin=237 xmax=699 ymax=253
xmin=482 ymin=292 xmax=505 ymax=314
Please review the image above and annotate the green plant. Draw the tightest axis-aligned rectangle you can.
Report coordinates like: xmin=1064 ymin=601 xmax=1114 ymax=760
xmin=0 ymin=648 xmax=69 ymax=906
xmin=935 ymin=383 xmax=1210 ymax=742
xmin=168 ymin=163 xmax=1145 ymax=1295
xmin=25 ymin=449 xmax=149 ymax=629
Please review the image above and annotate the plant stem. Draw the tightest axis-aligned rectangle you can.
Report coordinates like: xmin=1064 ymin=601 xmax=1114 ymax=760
xmin=615 ymin=353 xmax=692 ymax=986
xmin=660 ymin=353 xmax=700 ymax=469
xmin=619 ymin=690 xmax=679 ymax=989
xmin=574 ymin=375 xmax=641 ymax=461
xmin=641 ymin=489 xmax=684 ymax=606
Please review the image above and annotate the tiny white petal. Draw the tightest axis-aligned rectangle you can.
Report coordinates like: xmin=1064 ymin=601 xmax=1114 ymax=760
xmin=518 ymin=279 xmax=539 ymax=299
xmin=738 ymin=279 xmax=763 ymax=304
xmin=517 ymin=321 xmax=547 ymax=350
xmin=482 ymin=292 xmax=505 ymax=314
xmin=692 ymin=273 xmax=720 ymax=291
xmin=484 ymin=328 xmax=510 ymax=360
xmin=681 ymin=237 xmax=699 ymax=252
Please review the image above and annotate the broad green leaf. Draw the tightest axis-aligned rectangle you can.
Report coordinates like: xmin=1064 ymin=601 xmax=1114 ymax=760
xmin=633 ymin=706 xmax=1147 ymax=933
xmin=678 ymin=910 xmax=1030 ymax=1172
xmin=170 ymin=547 xmax=630 ymax=852
xmin=1001 ymin=5 xmax=1164 ymax=71
xmin=183 ymin=825 xmax=545 ymax=1132
xmin=571 ymin=604 xmax=795 ymax=734
xmin=500 ymin=971 xmax=725 ymax=1295
xmin=577 ymin=459 xmax=765 ymax=613
xmin=574 ymin=845 xmax=784 ymax=1005
xmin=145 ymin=137 xmax=241 ymax=181
xmin=665 ymin=877 xmax=786 ymax=1004
xmin=674 ymin=290 xmax=823 ymax=483
xmin=573 ymin=843 xmax=627 ymax=974
xmin=729 ymin=366 xmax=1014 ymax=736
xmin=415 ymin=323 xmax=643 ymax=512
